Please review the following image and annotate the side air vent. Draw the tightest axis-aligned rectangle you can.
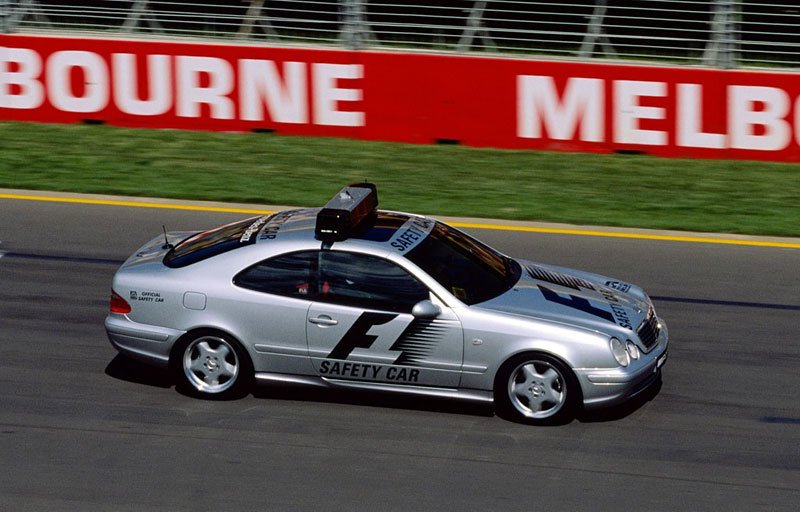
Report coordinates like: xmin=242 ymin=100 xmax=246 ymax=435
xmin=526 ymin=265 xmax=595 ymax=291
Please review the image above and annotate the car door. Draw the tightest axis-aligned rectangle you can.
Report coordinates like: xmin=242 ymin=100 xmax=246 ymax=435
xmin=307 ymin=250 xmax=464 ymax=388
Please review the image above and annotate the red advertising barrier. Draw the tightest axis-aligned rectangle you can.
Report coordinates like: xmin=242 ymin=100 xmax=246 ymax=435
xmin=3 ymin=33 xmax=800 ymax=162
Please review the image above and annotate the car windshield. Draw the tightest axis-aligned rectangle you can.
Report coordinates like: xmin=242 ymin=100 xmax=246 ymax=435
xmin=404 ymin=221 xmax=520 ymax=305
xmin=164 ymin=215 xmax=270 ymax=268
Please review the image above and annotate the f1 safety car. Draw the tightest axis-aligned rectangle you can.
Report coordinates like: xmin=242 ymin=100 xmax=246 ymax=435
xmin=106 ymin=183 xmax=668 ymax=424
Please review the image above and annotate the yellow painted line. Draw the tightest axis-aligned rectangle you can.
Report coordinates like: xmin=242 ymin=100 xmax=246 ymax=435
xmin=449 ymin=222 xmax=800 ymax=249
xmin=3 ymin=192 xmax=799 ymax=249
xmin=0 ymin=193 xmax=274 ymax=215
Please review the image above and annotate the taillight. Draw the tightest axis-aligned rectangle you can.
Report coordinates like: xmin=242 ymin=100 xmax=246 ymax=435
xmin=110 ymin=290 xmax=132 ymax=314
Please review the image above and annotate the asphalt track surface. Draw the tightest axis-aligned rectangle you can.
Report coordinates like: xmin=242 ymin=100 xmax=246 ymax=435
xmin=1 ymin=194 xmax=799 ymax=511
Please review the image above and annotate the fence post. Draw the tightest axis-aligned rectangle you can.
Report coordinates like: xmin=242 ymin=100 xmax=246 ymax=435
xmin=704 ymin=0 xmax=740 ymax=68
xmin=238 ymin=0 xmax=278 ymax=39
xmin=122 ymin=0 xmax=163 ymax=33
xmin=340 ymin=0 xmax=373 ymax=50
xmin=457 ymin=1 xmax=495 ymax=52
xmin=1 ymin=0 xmax=12 ymax=33
xmin=340 ymin=0 xmax=354 ymax=49
xmin=579 ymin=0 xmax=616 ymax=58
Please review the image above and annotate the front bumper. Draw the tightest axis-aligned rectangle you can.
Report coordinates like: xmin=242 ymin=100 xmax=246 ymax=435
xmin=105 ymin=314 xmax=185 ymax=368
xmin=575 ymin=317 xmax=669 ymax=410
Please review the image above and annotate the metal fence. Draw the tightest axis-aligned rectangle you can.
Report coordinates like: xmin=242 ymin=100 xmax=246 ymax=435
xmin=1 ymin=1 xmax=798 ymax=69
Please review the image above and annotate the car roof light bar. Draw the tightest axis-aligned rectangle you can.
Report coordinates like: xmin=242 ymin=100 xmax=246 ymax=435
xmin=315 ymin=183 xmax=378 ymax=242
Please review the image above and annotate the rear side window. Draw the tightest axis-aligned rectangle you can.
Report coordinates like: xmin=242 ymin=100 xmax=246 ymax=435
xmin=164 ymin=215 xmax=270 ymax=268
xmin=234 ymin=251 xmax=317 ymax=299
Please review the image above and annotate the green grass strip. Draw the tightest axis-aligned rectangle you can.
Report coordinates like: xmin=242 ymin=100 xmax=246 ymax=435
xmin=1 ymin=121 xmax=799 ymax=237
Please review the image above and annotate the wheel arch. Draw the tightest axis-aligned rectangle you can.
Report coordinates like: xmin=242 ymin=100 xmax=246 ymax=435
xmin=493 ymin=348 xmax=584 ymax=405
xmin=170 ymin=326 xmax=256 ymax=399
xmin=169 ymin=326 xmax=252 ymax=370
xmin=492 ymin=348 xmax=585 ymax=425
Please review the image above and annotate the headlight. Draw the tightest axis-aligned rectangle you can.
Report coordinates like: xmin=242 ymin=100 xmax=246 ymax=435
xmin=610 ymin=337 xmax=630 ymax=367
xmin=626 ymin=340 xmax=640 ymax=360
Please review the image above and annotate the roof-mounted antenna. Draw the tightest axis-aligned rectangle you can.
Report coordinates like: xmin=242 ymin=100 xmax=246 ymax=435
xmin=162 ymin=225 xmax=173 ymax=250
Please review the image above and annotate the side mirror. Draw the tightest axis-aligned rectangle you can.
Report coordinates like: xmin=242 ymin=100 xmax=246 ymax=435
xmin=411 ymin=300 xmax=441 ymax=319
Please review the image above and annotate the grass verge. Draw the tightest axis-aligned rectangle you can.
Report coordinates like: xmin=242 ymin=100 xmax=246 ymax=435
xmin=1 ymin=121 xmax=799 ymax=237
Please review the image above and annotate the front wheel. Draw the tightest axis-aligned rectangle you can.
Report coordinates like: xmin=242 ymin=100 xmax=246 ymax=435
xmin=495 ymin=353 xmax=579 ymax=425
xmin=175 ymin=331 xmax=253 ymax=399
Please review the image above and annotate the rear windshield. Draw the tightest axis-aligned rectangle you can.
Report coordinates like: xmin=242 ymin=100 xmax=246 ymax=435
xmin=164 ymin=215 xmax=270 ymax=268
xmin=404 ymin=221 xmax=520 ymax=305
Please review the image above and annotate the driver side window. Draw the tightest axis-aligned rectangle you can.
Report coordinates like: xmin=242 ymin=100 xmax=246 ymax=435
xmin=318 ymin=251 xmax=429 ymax=313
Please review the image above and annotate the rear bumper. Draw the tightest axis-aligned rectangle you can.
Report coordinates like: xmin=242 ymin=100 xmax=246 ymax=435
xmin=105 ymin=314 xmax=185 ymax=368
xmin=576 ymin=318 xmax=669 ymax=410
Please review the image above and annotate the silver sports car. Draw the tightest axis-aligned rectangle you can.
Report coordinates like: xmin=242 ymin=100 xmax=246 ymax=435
xmin=106 ymin=184 xmax=668 ymax=424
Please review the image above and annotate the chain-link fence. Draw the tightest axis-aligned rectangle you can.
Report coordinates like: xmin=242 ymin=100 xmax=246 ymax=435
xmin=1 ymin=1 xmax=798 ymax=69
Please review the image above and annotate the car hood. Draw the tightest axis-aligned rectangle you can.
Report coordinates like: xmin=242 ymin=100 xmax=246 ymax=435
xmin=475 ymin=259 xmax=650 ymax=336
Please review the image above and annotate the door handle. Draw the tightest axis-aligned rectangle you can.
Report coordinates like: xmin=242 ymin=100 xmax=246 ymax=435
xmin=308 ymin=316 xmax=339 ymax=326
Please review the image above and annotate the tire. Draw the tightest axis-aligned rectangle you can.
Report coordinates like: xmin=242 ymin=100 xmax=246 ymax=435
xmin=173 ymin=331 xmax=253 ymax=400
xmin=494 ymin=353 xmax=579 ymax=425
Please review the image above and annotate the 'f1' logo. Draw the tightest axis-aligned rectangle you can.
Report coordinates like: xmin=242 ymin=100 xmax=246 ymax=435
xmin=326 ymin=312 xmax=398 ymax=360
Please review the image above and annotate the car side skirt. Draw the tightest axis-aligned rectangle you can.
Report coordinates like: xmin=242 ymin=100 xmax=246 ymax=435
xmin=254 ymin=372 xmax=494 ymax=403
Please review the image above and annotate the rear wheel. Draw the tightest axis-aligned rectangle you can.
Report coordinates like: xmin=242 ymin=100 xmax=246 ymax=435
xmin=175 ymin=331 xmax=252 ymax=399
xmin=495 ymin=353 xmax=578 ymax=425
